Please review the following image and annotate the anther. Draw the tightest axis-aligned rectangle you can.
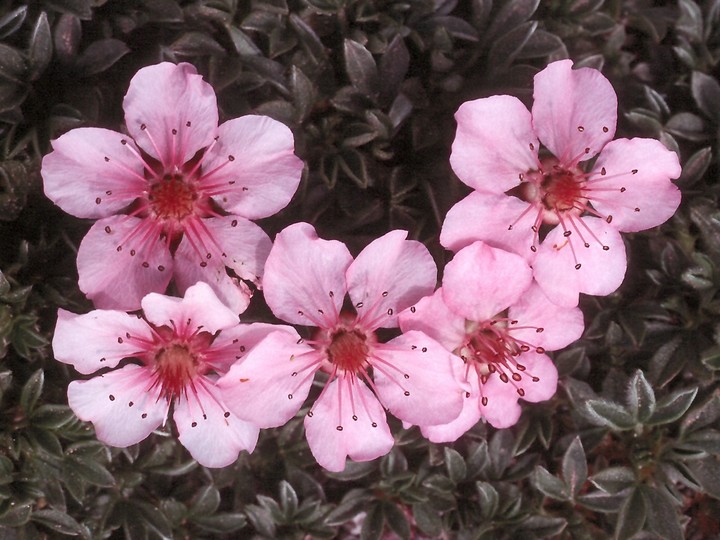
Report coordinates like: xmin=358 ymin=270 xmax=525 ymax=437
xmin=140 ymin=124 xmax=147 ymax=130
xmin=117 ymin=337 xmax=123 ymax=344
xmin=382 ymin=291 xmax=388 ymax=297
xmin=371 ymin=422 xmax=377 ymax=427
xmin=529 ymin=143 xmax=535 ymax=151
xmin=606 ymin=215 xmax=613 ymax=223
xmin=465 ymin=391 xmax=471 ymax=398
xmin=130 ymin=249 xmax=136 ymax=256
xmin=356 ymin=302 xmax=363 ymax=308
xmin=191 ymin=422 xmax=197 ymax=427
xmin=288 ymin=394 xmax=293 ymax=399
xmin=200 ymin=262 xmax=207 ymax=268
xmin=298 ymin=310 xmax=304 ymax=316
xmin=109 ymin=394 xmax=115 ymax=401
xmin=404 ymin=374 xmax=409 ymax=379
xmin=620 ymin=187 xmax=626 ymax=192
xmin=577 ymin=125 xmax=584 ymax=132
xmin=575 ymin=263 xmax=582 ymax=269
xmin=404 ymin=391 xmax=410 ymax=396
xmin=231 ymin=220 xmax=238 ymax=227
xmin=421 ymin=347 xmax=427 ymax=352
xmin=172 ymin=128 xmax=178 ymax=135
xmin=410 ymin=307 xmax=416 ymax=313
xmin=104 ymin=226 xmax=111 ymax=234
xmin=482 ymin=397 xmax=488 ymax=406
xmin=584 ymin=147 xmax=590 ymax=154
xmin=228 ymin=155 xmax=235 ymax=161
xmin=104 ymin=156 xmax=109 ymax=162
xmin=532 ymin=376 xmax=540 ymax=382
xmin=116 ymin=246 xmax=122 ymax=252
xmin=601 ymin=167 xmax=606 ymax=175
xmin=95 ymin=197 xmax=101 ymax=204
xmin=499 ymin=373 xmax=509 ymax=383
xmin=352 ymin=415 xmax=358 ymax=421
xmin=536 ymin=347 xmax=545 ymax=353
xmin=517 ymin=364 xmax=526 ymax=371
xmin=584 ymin=242 xmax=590 ymax=248
xmin=186 ymin=121 xmax=192 ymax=127
xmin=634 ymin=207 xmax=640 ymax=212
xmin=336 ymin=426 xmax=343 ymax=431
xmin=531 ymin=246 xmax=537 ymax=252
xmin=142 ymin=413 xmax=147 ymax=418
xmin=512 ymin=373 xmax=522 ymax=381
xmin=603 ymin=126 xmax=609 ymax=132
xmin=536 ymin=327 xmax=544 ymax=333
xmin=142 ymin=262 xmax=149 ymax=268
xmin=632 ymin=169 xmax=638 ymax=174
xmin=387 ymin=308 xmax=394 ymax=316
xmin=224 ymin=412 xmax=230 ymax=418
xmin=329 ymin=291 xmax=334 ymax=297
xmin=158 ymin=265 xmax=165 ymax=271
xmin=121 ymin=139 xmax=127 ymax=145
xmin=563 ymin=231 xmax=572 ymax=237
xmin=517 ymin=388 xmax=526 ymax=396
xmin=602 ymin=245 xmax=610 ymax=251
xmin=129 ymin=401 xmax=134 ymax=407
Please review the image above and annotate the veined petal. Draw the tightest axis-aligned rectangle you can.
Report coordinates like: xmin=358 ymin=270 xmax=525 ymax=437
xmin=508 ymin=283 xmax=585 ymax=352
xmin=398 ymin=288 xmax=466 ymax=352
xmin=141 ymin=282 xmax=238 ymax=335
xmin=263 ymin=223 xmax=351 ymax=327
xmin=174 ymin=379 xmax=259 ymax=468
xmin=480 ymin=375 xmax=523 ymax=429
xmin=304 ymin=376 xmax=394 ymax=472
xmin=173 ymin=237 xmax=252 ymax=316
xmin=451 ymin=95 xmax=539 ymax=193
xmin=589 ymin=138 xmax=681 ymax=232
xmin=372 ymin=331 xmax=464 ymax=426
xmin=348 ymin=230 xmax=436 ymax=330
xmin=67 ymin=364 xmax=165 ymax=447
xmin=77 ymin=216 xmax=173 ymax=311
xmin=217 ymin=329 xmax=317 ymax=428
xmin=42 ymin=127 xmax=146 ymax=219
xmin=123 ymin=62 xmax=218 ymax=165
xmin=440 ymin=191 xmax=538 ymax=258
xmin=533 ymin=217 xmax=627 ymax=307
xmin=53 ymin=308 xmax=154 ymax=375
xmin=208 ymin=322 xmax=296 ymax=373
xmin=420 ymin=362 xmax=482 ymax=443
xmin=532 ymin=59 xmax=617 ymax=165
xmin=442 ymin=241 xmax=533 ymax=322
xmin=511 ymin=352 xmax=558 ymax=403
xmin=201 ymin=115 xmax=303 ymax=220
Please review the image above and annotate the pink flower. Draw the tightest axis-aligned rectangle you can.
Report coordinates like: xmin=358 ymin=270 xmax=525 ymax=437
xmin=400 ymin=241 xmax=584 ymax=440
xmin=441 ymin=59 xmax=682 ymax=307
xmin=52 ymin=282 xmax=278 ymax=468
xmin=217 ymin=223 xmax=464 ymax=471
xmin=42 ymin=62 xmax=303 ymax=312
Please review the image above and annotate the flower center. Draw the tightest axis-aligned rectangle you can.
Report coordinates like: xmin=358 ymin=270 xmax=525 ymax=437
xmin=154 ymin=343 xmax=198 ymax=400
xmin=149 ymin=174 xmax=197 ymax=221
xmin=326 ymin=329 xmax=370 ymax=373
xmin=539 ymin=166 xmax=585 ymax=214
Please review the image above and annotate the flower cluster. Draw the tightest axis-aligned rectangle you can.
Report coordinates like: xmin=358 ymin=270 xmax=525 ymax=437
xmin=43 ymin=60 xmax=681 ymax=471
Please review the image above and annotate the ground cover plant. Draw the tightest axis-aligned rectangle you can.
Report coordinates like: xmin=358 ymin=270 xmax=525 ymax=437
xmin=1 ymin=0 xmax=720 ymax=538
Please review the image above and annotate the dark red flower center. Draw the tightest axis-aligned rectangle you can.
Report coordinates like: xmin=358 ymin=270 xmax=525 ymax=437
xmin=153 ymin=343 xmax=199 ymax=400
xmin=326 ymin=329 xmax=370 ymax=373
xmin=539 ymin=166 xmax=585 ymax=213
xmin=149 ymin=174 xmax=198 ymax=221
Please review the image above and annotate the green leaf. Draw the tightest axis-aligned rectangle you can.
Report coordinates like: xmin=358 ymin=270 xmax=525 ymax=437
xmin=677 ymin=0 xmax=704 ymax=42
xmin=681 ymin=392 xmax=720 ymax=433
xmin=76 ymin=38 xmax=130 ymax=76
xmin=344 ymin=39 xmax=378 ymax=99
xmin=65 ymin=456 xmax=115 ymax=487
xmin=475 ymin=481 xmax=499 ymax=519
xmin=577 ymin=490 xmax=626 ymax=513
xmin=193 ymin=513 xmax=247 ymax=534
xmin=614 ymin=487 xmax=646 ymax=540
xmin=0 ymin=6 xmax=27 ymax=39
xmin=20 ymin=369 xmax=44 ymax=415
xmin=562 ymin=436 xmax=587 ymax=499
xmin=487 ymin=0 xmax=540 ymax=39
xmin=487 ymin=21 xmax=538 ymax=71
xmin=288 ymin=14 xmax=328 ymax=64
xmin=130 ymin=500 xmax=173 ymax=540
xmin=677 ymin=147 xmax=712 ymax=187
xmin=31 ymin=508 xmax=87 ymax=536
xmin=531 ymin=466 xmax=568 ymax=501
xmin=32 ymin=404 xmax=75 ymax=429
xmin=28 ymin=12 xmax=52 ymax=80
xmin=692 ymin=71 xmax=720 ymax=122
xmin=518 ymin=515 xmax=567 ymax=538
xmin=383 ymin=502 xmax=410 ymax=540
xmin=245 ymin=504 xmax=276 ymax=538
xmin=278 ymin=480 xmax=298 ymax=519
xmin=0 ymin=502 xmax=32 ymax=527
xmin=647 ymin=387 xmax=697 ymax=425
xmin=590 ymin=466 xmax=636 ymax=494
xmin=642 ymin=486 xmax=683 ymax=540
xmin=686 ymin=456 xmax=720 ymax=499
xmin=626 ymin=370 xmax=656 ymax=423
xmin=360 ymin=503 xmax=384 ymax=540
xmin=444 ymin=447 xmax=467 ymax=484
xmin=583 ymin=399 xmax=635 ymax=430
xmin=412 ymin=502 xmax=441 ymax=537
xmin=189 ymin=485 xmax=220 ymax=518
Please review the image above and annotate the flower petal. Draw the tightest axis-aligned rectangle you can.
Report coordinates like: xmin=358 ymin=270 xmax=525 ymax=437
xmin=217 ymin=329 xmax=317 ymax=428
xmin=442 ymin=241 xmax=533 ymax=321
xmin=398 ymin=289 xmax=466 ymax=352
xmin=263 ymin=223 xmax=351 ymax=327
xmin=208 ymin=322 xmax=296 ymax=373
xmin=53 ymin=308 xmax=154 ymax=374
xmin=174 ymin=379 xmax=258 ymax=468
xmin=372 ymin=331 xmax=464 ymax=426
xmin=304 ymin=376 xmax=394 ymax=472
xmin=479 ymin=376 xmax=523 ymax=429
xmin=532 ymin=59 xmax=617 ymax=165
xmin=77 ymin=216 xmax=173 ymax=311
xmin=508 ymin=283 xmax=585 ymax=351
xmin=420 ymin=364 xmax=482 ymax=443
xmin=201 ymin=115 xmax=303 ymax=219
xmin=42 ymin=127 xmax=146 ymax=219
xmin=451 ymin=95 xmax=539 ymax=193
xmin=511 ymin=352 xmax=558 ymax=403
xmin=348 ymin=230 xmax=436 ymax=330
xmin=440 ymin=191 xmax=538 ymax=258
xmin=141 ymin=281 xmax=238 ymax=335
xmin=533 ymin=217 xmax=627 ymax=307
xmin=123 ymin=62 xmax=218 ymax=165
xmin=589 ymin=138 xmax=682 ymax=232
xmin=67 ymin=365 xmax=165 ymax=447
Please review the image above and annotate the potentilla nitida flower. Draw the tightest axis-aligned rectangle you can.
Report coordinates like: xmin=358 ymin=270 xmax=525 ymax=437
xmin=42 ymin=62 xmax=303 ymax=312
xmin=217 ymin=223 xmax=464 ymax=471
xmin=52 ymin=282 xmax=280 ymax=468
xmin=400 ymin=241 xmax=584 ymax=440
xmin=441 ymin=59 xmax=682 ymax=307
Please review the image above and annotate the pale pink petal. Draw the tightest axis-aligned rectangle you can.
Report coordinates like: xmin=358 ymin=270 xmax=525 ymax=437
xmin=53 ymin=308 xmax=154 ymax=375
xmin=173 ymin=238 xmax=252 ymax=316
xmin=304 ymin=376 xmax=394 ymax=472
xmin=533 ymin=217 xmax=626 ymax=307
xmin=442 ymin=241 xmax=533 ymax=322
xmin=480 ymin=375 xmax=523 ymax=428
xmin=512 ymin=352 xmax=558 ymax=403
xmin=398 ymin=289 xmax=466 ymax=352
xmin=174 ymin=379 xmax=258 ymax=468
xmin=208 ymin=322 xmax=296 ymax=373
xmin=508 ymin=283 xmax=585 ymax=351
xmin=217 ymin=329 xmax=318 ymax=428
xmin=201 ymin=115 xmax=303 ymax=219
xmin=141 ymin=282 xmax=238 ymax=335
xmin=372 ymin=331 xmax=464 ymax=426
xmin=440 ymin=191 xmax=538 ymax=258
xmin=123 ymin=62 xmax=218 ymax=165
xmin=42 ymin=127 xmax=146 ymax=219
xmin=77 ymin=216 xmax=173 ymax=311
xmin=420 ymin=363 xmax=482 ymax=443
xmin=348 ymin=230 xmax=436 ymax=330
xmin=532 ymin=59 xmax=617 ymax=165
xmin=67 ymin=364 xmax=165 ymax=447
xmin=451 ymin=95 xmax=539 ymax=193
xmin=263 ymin=223 xmax=351 ymax=327
xmin=589 ymin=138 xmax=682 ymax=232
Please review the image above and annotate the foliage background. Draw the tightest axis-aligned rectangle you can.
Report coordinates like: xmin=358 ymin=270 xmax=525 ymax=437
xmin=1 ymin=0 xmax=720 ymax=538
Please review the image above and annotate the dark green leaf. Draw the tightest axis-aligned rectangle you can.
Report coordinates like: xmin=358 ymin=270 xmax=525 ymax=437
xmin=515 ymin=29 xmax=565 ymax=60
xmin=32 ymin=404 xmax=75 ymax=429
xmin=627 ymin=370 xmax=656 ymax=423
xmin=245 ymin=504 xmax=276 ymax=538
xmin=45 ymin=0 xmax=93 ymax=19
xmin=130 ymin=500 xmax=173 ymax=540
xmin=692 ymin=71 xmax=720 ymax=122
xmin=53 ymin=14 xmax=81 ymax=62
xmin=518 ymin=515 xmax=567 ymax=538
xmin=0 ymin=6 xmax=27 ymax=39
xmin=65 ymin=456 xmax=115 ymax=487
xmin=278 ymin=480 xmax=298 ymax=518
xmin=577 ymin=490 xmax=627 ymax=513
xmin=642 ymin=486 xmax=683 ymax=540
xmin=169 ymin=32 xmax=225 ymax=57
xmin=531 ymin=466 xmax=568 ymax=501
xmin=677 ymin=0 xmax=704 ymax=42
xmin=193 ymin=513 xmax=247 ymax=534
xmin=20 ymin=369 xmax=44 ymax=415
xmin=614 ymin=487 xmax=646 ymax=540
xmin=0 ymin=502 xmax=32 ymax=527
xmin=583 ymin=399 xmax=635 ymax=430
xmin=31 ymin=508 xmax=87 ymax=536
xmin=76 ymin=39 xmax=129 ymax=76
xmin=383 ymin=502 xmax=410 ymax=540
xmin=476 ymin=481 xmax=499 ymax=519
xmin=648 ymin=387 xmax=697 ymax=426
xmin=344 ymin=39 xmax=378 ymax=99
xmin=487 ymin=0 xmax=540 ymax=39
xmin=412 ymin=502 xmax=441 ymax=537
xmin=590 ymin=466 xmax=636 ymax=493
xmin=288 ymin=14 xmax=328 ymax=64
xmin=686 ymin=456 xmax=720 ymax=499
xmin=487 ymin=21 xmax=538 ymax=71
xmin=28 ymin=12 xmax=52 ymax=80
xmin=360 ymin=503 xmax=384 ymax=540
xmin=189 ymin=485 xmax=220 ymax=517
xmin=677 ymin=147 xmax=712 ymax=187
xmin=444 ymin=447 xmax=467 ymax=484
xmin=562 ymin=436 xmax=587 ymax=498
